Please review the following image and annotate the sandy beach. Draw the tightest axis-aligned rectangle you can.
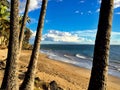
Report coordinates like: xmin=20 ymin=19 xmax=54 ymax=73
xmin=0 ymin=49 xmax=120 ymax=90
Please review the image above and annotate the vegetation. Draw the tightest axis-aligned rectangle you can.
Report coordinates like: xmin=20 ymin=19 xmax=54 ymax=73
xmin=19 ymin=16 xmax=32 ymax=50
xmin=0 ymin=2 xmax=10 ymax=46
xmin=0 ymin=0 xmax=115 ymax=90
xmin=0 ymin=0 xmax=10 ymax=8
xmin=0 ymin=1 xmax=32 ymax=49
xmin=22 ymin=27 xmax=32 ymax=50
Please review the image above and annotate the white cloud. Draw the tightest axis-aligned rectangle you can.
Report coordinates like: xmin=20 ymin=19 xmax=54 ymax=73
xmin=75 ymin=10 xmax=84 ymax=15
xmin=114 ymin=0 xmax=120 ymax=8
xmin=96 ymin=8 xmax=100 ymax=12
xmin=20 ymin=0 xmax=42 ymax=13
xmin=40 ymin=30 xmax=97 ymax=44
xmin=19 ymin=0 xmax=63 ymax=13
xmin=80 ymin=12 xmax=83 ymax=15
xmin=75 ymin=10 xmax=80 ymax=14
xmin=42 ymin=30 xmax=120 ymax=44
xmin=29 ymin=0 xmax=42 ymax=11
xmin=30 ymin=29 xmax=120 ymax=45
xmin=42 ymin=30 xmax=82 ymax=43
xmin=29 ymin=30 xmax=36 ymax=44
xmin=98 ymin=0 xmax=101 ymax=4
xmin=75 ymin=10 xmax=92 ymax=15
xmin=88 ymin=10 xmax=92 ymax=14
xmin=80 ymin=0 xmax=85 ymax=3
xmin=72 ymin=29 xmax=97 ymax=38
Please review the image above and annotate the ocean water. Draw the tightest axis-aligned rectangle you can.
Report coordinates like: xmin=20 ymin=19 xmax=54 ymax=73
xmin=40 ymin=44 xmax=120 ymax=78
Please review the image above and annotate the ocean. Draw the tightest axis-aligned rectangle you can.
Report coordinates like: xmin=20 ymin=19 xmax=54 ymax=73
xmin=40 ymin=44 xmax=120 ymax=78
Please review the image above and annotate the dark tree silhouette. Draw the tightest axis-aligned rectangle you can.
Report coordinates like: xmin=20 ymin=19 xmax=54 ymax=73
xmin=1 ymin=0 xmax=19 ymax=89
xmin=20 ymin=0 xmax=48 ymax=90
xmin=88 ymin=0 xmax=114 ymax=90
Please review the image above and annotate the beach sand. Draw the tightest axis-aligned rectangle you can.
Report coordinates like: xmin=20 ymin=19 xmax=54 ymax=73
xmin=0 ymin=49 xmax=120 ymax=90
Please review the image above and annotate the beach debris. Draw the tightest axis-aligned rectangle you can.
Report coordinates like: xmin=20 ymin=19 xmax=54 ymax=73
xmin=34 ymin=77 xmax=63 ymax=90
xmin=49 ymin=81 xmax=58 ymax=90
xmin=18 ymin=73 xmax=25 ymax=80
xmin=49 ymin=81 xmax=63 ymax=90
xmin=35 ymin=77 xmax=41 ymax=82
xmin=0 ymin=60 xmax=6 ymax=70
xmin=34 ymin=77 xmax=49 ymax=90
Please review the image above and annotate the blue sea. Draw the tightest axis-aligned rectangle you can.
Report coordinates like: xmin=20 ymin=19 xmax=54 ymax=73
xmin=40 ymin=44 xmax=120 ymax=78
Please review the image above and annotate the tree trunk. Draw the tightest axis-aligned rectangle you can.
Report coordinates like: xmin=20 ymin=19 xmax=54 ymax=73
xmin=88 ymin=0 xmax=114 ymax=90
xmin=1 ymin=0 xmax=19 ymax=90
xmin=20 ymin=0 xmax=48 ymax=90
xmin=19 ymin=0 xmax=30 ymax=53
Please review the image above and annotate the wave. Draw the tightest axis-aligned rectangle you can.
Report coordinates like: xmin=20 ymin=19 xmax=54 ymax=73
xmin=40 ymin=49 xmax=120 ymax=78
xmin=117 ymin=69 xmax=120 ymax=72
xmin=76 ymin=54 xmax=86 ymax=59
xmin=64 ymin=54 xmax=75 ymax=60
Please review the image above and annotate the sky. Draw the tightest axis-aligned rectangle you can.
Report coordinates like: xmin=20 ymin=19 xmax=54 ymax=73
xmin=20 ymin=0 xmax=120 ymax=45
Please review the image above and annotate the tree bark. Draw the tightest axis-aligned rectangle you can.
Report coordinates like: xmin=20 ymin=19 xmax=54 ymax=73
xmin=19 ymin=0 xmax=30 ymax=53
xmin=88 ymin=0 xmax=114 ymax=90
xmin=1 ymin=0 xmax=19 ymax=90
xmin=20 ymin=0 xmax=48 ymax=90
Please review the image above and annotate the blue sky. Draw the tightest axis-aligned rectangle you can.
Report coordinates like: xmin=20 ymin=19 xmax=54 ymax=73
xmin=20 ymin=0 xmax=120 ymax=45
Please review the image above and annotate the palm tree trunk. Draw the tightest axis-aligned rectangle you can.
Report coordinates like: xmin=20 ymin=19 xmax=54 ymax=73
xmin=20 ymin=0 xmax=48 ymax=90
xmin=1 ymin=0 xmax=19 ymax=90
xmin=19 ymin=0 xmax=30 ymax=53
xmin=88 ymin=0 xmax=114 ymax=90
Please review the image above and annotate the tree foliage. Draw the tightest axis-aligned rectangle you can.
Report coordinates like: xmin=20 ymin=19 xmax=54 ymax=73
xmin=0 ymin=0 xmax=10 ymax=8
xmin=0 ymin=3 xmax=10 ymax=46
xmin=0 ymin=2 xmax=32 ymax=48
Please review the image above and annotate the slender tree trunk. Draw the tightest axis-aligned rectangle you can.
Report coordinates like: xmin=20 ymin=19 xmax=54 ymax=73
xmin=88 ymin=0 xmax=114 ymax=90
xmin=19 ymin=0 xmax=30 ymax=53
xmin=1 ymin=0 xmax=19 ymax=90
xmin=20 ymin=0 xmax=48 ymax=90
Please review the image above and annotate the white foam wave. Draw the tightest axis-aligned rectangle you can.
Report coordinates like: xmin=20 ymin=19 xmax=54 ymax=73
xmin=76 ymin=54 xmax=86 ymax=59
xmin=117 ymin=69 xmax=120 ymax=72
xmin=40 ymin=50 xmax=120 ymax=78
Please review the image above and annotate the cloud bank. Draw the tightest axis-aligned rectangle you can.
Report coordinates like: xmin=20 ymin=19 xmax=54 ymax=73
xmin=42 ymin=30 xmax=82 ymax=43
xmin=30 ymin=29 xmax=120 ymax=45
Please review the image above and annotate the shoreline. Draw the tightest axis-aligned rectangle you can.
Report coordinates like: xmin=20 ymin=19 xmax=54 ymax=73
xmin=0 ymin=49 xmax=120 ymax=90
xmin=41 ymin=50 xmax=120 ymax=78
xmin=38 ymin=52 xmax=120 ymax=90
xmin=45 ymin=52 xmax=120 ymax=79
